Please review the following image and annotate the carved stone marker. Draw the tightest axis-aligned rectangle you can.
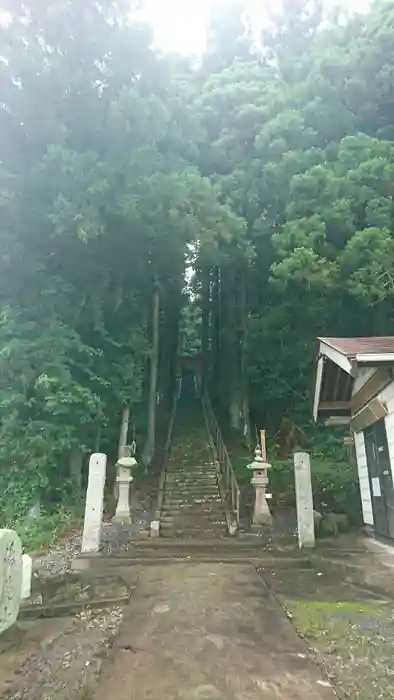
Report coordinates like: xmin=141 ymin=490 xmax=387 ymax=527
xmin=294 ymin=451 xmax=315 ymax=548
xmin=0 ymin=529 xmax=23 ymax=635
xmin=81 ymin=453 xmax=107 ymax=554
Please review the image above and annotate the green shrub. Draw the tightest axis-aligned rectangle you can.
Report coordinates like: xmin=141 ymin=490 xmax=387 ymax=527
xmin=5 ymin=509 xmax=79 ymax=551
xmin=231 ymin=456 xmax=252 ymax=486
xmin=269 ymin=457 xmax=362 ymax=525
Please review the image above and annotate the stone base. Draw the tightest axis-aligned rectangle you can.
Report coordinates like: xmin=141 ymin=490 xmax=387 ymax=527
xmin=112 ymin=513 xmax=132 ymax=525
xmin=251 ymin=523 xmax=272 ymax=535
xmin=251 ymin=508 xmax=273 ymax=532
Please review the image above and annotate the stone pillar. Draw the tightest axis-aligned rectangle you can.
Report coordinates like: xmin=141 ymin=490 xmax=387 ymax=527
xmin=0 ymin=529 xmax=23 ymax=635
xmin=113 ymin=456 xmax=136 ymax=524
xmin=248 ymin=447 xmax=272 ymax=528
xmin=21 ymin=554 xmax=32 ymax=600
xmin=81 ymin=453 xmax=107 ymax=554
xmin=294 ymin=451 xmax=315 ymax=549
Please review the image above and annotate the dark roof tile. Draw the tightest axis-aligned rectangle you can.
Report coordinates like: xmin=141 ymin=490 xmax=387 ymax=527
xmin=318 ymin=337 xmax=394 ymax=358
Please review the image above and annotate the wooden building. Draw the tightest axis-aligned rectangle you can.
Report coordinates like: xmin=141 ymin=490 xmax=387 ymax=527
xmin=313 ymin=337 xmax=394 ymax=540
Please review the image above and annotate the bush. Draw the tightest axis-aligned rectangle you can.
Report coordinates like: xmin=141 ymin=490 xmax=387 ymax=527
xmin=4 ymin=509 xmax=79 ymax=551
xmin=269 ymin=457 xmax=362 ymax=525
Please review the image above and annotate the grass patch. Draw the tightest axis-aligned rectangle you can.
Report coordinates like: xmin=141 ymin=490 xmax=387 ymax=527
xmin=288 ymin=599 xmax=387 ymax=618
xmin=285 ymin=598 xmax=394 ymax=699
xmin=7 ymin=509 xmax=81 ymax=551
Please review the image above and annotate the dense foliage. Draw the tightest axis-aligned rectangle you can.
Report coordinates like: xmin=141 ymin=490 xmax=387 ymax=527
xmin=0 ymin=0 xmax=393 ymax=518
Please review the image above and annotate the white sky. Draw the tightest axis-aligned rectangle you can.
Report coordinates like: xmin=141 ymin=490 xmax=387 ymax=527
xmin=141 ymin=0 xmax=371 ymax=54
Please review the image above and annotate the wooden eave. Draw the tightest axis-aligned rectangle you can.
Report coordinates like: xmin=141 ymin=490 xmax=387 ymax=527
xmin=313 ymin=339 xmax=394 ymax=425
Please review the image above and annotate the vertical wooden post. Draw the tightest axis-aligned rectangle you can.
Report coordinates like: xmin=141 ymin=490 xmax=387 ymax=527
xmin=260 ymin=430 xmax=267 ymax=462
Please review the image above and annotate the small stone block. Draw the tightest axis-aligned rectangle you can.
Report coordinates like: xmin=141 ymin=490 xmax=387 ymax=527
xmin=151 ymin=520 xmax=160 ymax=538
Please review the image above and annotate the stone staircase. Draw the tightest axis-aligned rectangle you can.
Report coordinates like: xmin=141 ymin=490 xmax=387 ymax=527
xmin=159 ymin=392 xmax=228 ymax=538
xmin=160 ymin=460 xmax=228 ymax=538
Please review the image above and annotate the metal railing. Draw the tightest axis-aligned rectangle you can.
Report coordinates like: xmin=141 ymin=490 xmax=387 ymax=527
xmin=202 ymin=391 xmax=240 ymax=529
xmin=154 ymin=387 xmax=179 ymax=524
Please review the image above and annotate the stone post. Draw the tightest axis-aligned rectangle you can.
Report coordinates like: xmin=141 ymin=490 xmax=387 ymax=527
xmin=150 ymin=520 xmax=160 ymax=538
xmin=21 ymin=554 xmax=32 ymax=600
xmin=294 ymin=451 xmax=315 ymax=549
xmin=0 ymin=529 xmax=23 ymax=635
xmin=81 ymin=453 xmax=107 ymax=554
xmin=113 ymin=456 xmax=136 ymax=524
xmin=248 ymin=447 xmax=272 ymax=528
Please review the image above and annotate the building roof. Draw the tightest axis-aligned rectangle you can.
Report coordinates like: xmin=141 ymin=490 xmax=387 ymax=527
xmin=313 ymin=336 xmax=394 ymax=423
xmin=319 ymin=337 xmax=394 ymax=359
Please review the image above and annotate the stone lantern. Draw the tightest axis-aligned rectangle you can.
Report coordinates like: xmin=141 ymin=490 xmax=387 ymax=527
xmin=113 ymin=455 xmax=136 ymax=524
xmin=248 ymin=446 xmax=272 ymax=528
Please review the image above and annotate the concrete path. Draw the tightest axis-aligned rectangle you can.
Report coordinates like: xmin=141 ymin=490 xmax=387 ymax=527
xmin=93 ymin=563 xmax=336 ymax=700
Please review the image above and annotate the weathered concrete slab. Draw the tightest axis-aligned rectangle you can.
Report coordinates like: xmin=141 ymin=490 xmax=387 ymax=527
xmin=19 ymin=573 xmax=130 ymax=619
xmin=93 ymin=563 xmax=336 ymax=700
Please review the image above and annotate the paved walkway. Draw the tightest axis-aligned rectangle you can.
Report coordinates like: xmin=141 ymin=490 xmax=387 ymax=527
xmin=93 ymin=563 xmax=336 ymax=700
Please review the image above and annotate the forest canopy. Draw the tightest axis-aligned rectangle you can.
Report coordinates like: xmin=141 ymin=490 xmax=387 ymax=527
xmin=0 ymin=0 xmax=392 ymax=517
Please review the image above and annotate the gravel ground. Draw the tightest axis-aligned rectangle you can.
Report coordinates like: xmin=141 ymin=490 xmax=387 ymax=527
xmin=0 ymin=525 xmax=132 ymax=700
xmin=33 ymin=532 xmax=82 ymax=578
xmin=286 ymin=599 xmax=394 ymax=700
xmin=1 ymin=606 xmax=124 ymax=700
xmin=1 ymin=418 xmax=170 ymax=699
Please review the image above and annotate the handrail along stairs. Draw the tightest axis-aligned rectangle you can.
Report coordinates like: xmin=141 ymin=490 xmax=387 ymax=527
xmin=202 ymin=391 xmax=240 ymax=530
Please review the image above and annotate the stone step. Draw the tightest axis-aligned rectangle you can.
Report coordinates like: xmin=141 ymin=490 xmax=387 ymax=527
xmin=165 ymin=479 xmax=218 ymax=487
xmin=165 ymin=490 xmax=219 ymax=496
xmin=160 ymin=514 xmax=226 ymax=527
xmin=161 ymin=507 xmax=225 ymax=516
xmin=163 ymin=494 xmax=223 ymax=501
xmin=163 ymin=499 xmax=223 ymax=507
xmin=165 ymin=485 xmax=220 ymax=492
xmin=166 ymin=470 xmax=217 ymax=476
xmin=167 ymin=462 xmax=216 ymax=467
xmin=160 ymin=520 xmax=227 ymax=535
xmin=166 ymin=477 xmax=217 ymax=484
xmin=163 ymin=498 xmax=220 ymax=506
xmin=162 ymin=510 xmax=224 ymax=516
xmin=160 ymin=528 xmax=228 ymax=536
xmin=167 ymin=469 xmax=217 ymax=477
xmin=168 ymin=464 xmax=216 ymax=469
xmin=160 ymin=531 xmax=228 ymax=539
xmin=73 ymin=553 xmax=311 ymax=569
xmin=162 ymin=507 xmax=223 ymax=514
xmin=164 ymin=494 xmax=220 ymax=501
xmin=162 ymin=506 xmax=225 ymax=513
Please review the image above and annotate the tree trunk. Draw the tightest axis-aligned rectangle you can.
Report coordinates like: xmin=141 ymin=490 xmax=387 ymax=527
xmin=69 ymin=447 xmax=83 ymax=490
xmin=229 ymin=392 xmax=242 ymax=430
xmin=226 ymin=264 xmax=242 ymax=429
xmin=142 ymin=283 xmax=160 ymax=470
xmin=239 ymin=263 xmax=252 ymax=447
xmin=211 ymin=266 xmax=221 ymax=401
xmin=118 ymin=406 xmax=130 ymax=459
xmin=201 ymin=267 xmax=211 ymax=389
xmin=95 ymin=410 xmax=102 ymax=453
